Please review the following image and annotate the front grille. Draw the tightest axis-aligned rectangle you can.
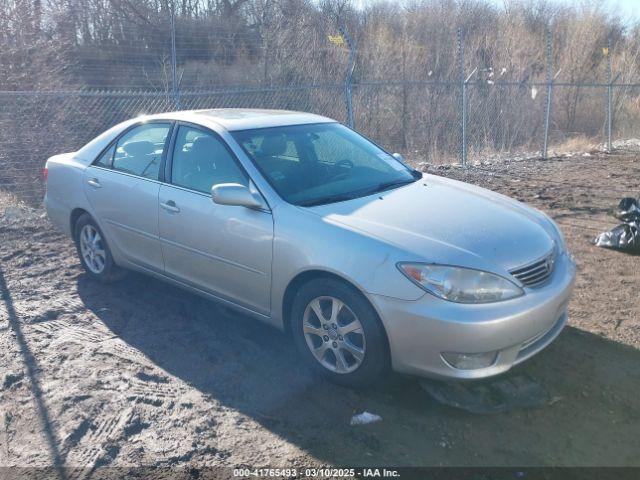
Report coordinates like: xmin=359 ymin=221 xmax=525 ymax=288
xmin=509 ymin=249 xmax=555 ymax=288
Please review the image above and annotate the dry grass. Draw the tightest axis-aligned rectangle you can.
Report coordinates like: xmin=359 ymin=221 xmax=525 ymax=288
xmin=550 ymin=135 xmax=600 ymax=154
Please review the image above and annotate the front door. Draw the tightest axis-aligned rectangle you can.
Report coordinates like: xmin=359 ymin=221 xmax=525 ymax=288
xmin=158 ymin=124 xmax=273 ymax=315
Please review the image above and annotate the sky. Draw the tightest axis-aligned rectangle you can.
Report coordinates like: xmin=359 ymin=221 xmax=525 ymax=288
xmin=488 ymin=0 xmax=640 ymax=24
xmin=355 ymin=0 xmax=640 ymax=26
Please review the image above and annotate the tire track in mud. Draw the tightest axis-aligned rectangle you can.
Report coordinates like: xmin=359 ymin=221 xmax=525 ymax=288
xmin=92 ymin=332 xmax=195 ymax=407
xmin=64 ymin=408 xmax=137 ymax=478
xmin=61 ymin=369 xmax=200 ymax=474
xmin=28 ymin=316 xmax=192 ymax=406
xmin=124 ymin=375 xmax=191 ymax=406
xmin=95 ymin=337 xmax=156 ymax=369
xmin=29 ymin=320 xmax=116 ymax=345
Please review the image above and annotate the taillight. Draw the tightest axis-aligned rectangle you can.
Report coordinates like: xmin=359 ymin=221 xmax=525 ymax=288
xmin=42 ymin=167 xmax=48 ymax=182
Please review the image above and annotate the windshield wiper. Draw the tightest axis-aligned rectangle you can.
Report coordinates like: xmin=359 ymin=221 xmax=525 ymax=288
xmin=298 ymin=178 xmax=417 ymax=207
xmin=298 ymin=192 xmax=362 ymax=207
xmin=369 ymin=177 xmax=417 ymax=194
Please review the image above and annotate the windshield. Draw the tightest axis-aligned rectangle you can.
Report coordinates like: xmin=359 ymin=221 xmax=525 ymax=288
xmin=232 ymin=123 xmax=417 ymax=206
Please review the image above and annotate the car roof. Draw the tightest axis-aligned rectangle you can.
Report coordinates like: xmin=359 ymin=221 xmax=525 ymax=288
xmin=73 ymin=109 xmax=337 ymax=165
xmin=145 ymin=108 xmax=336 ymax=132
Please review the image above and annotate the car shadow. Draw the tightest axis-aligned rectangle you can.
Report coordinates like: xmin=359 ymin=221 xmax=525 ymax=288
xmin=76 ymin=271 xmax=640 ymax=467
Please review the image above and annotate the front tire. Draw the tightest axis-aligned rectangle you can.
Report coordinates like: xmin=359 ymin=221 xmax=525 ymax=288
xmin=74 ymin=213 xmax=123 ymax=283
xmin=291 ymin=277 xmax=389 ymax=387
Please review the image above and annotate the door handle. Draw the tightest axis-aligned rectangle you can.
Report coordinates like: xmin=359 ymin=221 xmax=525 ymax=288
xmin=160 ymin=200 xmax=180 ymax=213
xmin=87 ymin=178 xmax=101 ymax=188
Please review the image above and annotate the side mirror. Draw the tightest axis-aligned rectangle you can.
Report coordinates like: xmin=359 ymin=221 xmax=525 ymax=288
xmin=211 ymin=183 xmax=264 ymax=210
xmin=392 ymin=152 xmax=422 ymax=178
xmin=392 ymin=152 xmax=405 ymax=163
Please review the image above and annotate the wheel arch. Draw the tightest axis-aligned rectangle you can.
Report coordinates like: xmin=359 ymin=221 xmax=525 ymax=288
xmin=282 ymin=269 xmax=390 ymax=354
xmin=70 ymin=207 xmax=91 ymax=240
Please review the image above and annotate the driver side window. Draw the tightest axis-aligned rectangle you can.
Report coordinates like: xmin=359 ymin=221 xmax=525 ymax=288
xmin=112 ymin=123 xmax=171 ymax=180
xmin=171 ymin=126 xmax=248 ymax=194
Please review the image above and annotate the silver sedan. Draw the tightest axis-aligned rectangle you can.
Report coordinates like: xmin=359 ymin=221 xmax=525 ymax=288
xmin=44 ymin=109 xmax=576 ymax=386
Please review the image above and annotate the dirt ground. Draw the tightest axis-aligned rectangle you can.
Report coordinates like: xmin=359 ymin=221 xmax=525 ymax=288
xmin=1 ymin=152 xmax=639 ymax=473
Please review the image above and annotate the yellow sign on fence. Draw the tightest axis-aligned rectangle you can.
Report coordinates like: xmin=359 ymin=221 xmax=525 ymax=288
xmin=328 ymin=34 xmax=345 ymax=46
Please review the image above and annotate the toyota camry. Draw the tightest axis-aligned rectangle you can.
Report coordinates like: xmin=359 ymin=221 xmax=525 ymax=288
xmin=44 ymin=109 xmax=576 ymax=386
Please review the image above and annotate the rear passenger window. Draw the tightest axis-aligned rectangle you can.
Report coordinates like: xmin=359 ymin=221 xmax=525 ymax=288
xmin=94 ymin=145 xmax=115 ymax=168
xmin=112 ymin=123 xmax=171 ymax=180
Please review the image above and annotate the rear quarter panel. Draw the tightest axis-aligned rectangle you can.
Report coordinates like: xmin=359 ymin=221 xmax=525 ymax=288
xmin=44 ymin=153 xmax=92 ymax=237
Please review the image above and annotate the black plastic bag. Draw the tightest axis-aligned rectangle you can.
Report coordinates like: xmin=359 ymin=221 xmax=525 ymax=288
xmin=594 ymin=197 xmax=640 ymax=252
xmin=614 ymin=197 xmax=640 ymax=222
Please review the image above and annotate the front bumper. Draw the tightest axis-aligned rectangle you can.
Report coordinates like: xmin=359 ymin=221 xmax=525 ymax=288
xmin=369 ymin=251 xmax=576 ymax=379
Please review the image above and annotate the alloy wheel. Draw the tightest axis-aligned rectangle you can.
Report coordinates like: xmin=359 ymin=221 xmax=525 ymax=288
xmin=79 ymin=224 xmax=106 ymax=274
xmin=302 ymin=296 xmax=366 ymax=374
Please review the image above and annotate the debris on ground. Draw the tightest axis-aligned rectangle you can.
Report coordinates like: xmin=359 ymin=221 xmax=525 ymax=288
xmin=594 ymin=197 xmax=640 ymax=252
xmin=611 ymin=138 xmax=640 ymax=152
xmin=350 ymin=411 xmax=382 ymax=426
xmin=1 ymin=203 xmax=44 ymax=227
xmin=419 ymin=373 xmax=555 ymax=414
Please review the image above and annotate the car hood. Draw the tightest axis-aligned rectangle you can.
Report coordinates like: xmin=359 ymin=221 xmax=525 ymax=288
xmin=305 ymin=174 xmax=555 ymax=273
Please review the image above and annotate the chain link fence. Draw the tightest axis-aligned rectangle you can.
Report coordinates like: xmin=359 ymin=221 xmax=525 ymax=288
xmin=1 ymin=18 xmax=640 ymax=206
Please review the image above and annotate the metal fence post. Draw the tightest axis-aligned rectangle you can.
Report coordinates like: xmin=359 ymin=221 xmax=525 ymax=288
xmin=340 ymin=24 xmax=356 ymax=129
xmin=458 ymin=28 xmax=467 ymax=166
xmin=542 ymin=29 xmax=553 ymax=159
xmin=606 ymin=36 xmax=613 ymax=152
xmin=170 ymin=10 xmax=181 ymax=110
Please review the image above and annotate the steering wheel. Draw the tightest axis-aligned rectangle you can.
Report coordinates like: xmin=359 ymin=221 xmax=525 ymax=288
xmin=335 ymin=159 xmax=354 ymax=170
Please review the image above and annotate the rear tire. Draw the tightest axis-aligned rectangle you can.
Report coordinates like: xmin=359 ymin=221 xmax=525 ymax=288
xmin=74 ymin=213 xmax=123 ymax=283
xmin=291 ymin=277 xmax=389 ymax=387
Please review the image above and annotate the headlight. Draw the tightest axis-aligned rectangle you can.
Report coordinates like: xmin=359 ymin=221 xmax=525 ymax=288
xmin=397 ymin=263 xmax=524 ymax=303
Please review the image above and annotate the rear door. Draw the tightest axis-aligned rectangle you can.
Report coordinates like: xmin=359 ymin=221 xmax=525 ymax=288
xmin=83 ymin=122 xmax=173 ymax=272
xmin=158 ymin=123 xmax=274 ymax=314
